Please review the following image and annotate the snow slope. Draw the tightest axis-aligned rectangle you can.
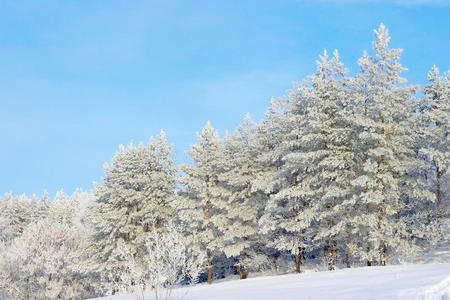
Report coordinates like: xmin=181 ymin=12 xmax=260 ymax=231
xmin=94 ymin=263 xmax=450 ymax=300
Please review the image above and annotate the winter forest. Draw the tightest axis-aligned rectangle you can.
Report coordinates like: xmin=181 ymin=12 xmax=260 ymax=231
xmin=0 ymin=24 xmax=448 ymax=299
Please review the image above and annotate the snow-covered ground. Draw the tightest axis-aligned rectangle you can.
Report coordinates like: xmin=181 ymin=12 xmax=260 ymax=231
xmin=94 ymin=263 xmax=450 ymax=300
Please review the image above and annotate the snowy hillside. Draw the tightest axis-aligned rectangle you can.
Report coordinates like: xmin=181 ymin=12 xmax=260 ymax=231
xmin=94 ymin=263 xmax=450 ymax=300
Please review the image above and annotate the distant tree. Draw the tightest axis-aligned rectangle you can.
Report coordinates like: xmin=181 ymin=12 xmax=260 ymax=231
xmin=0 ymin=219 xmax=100 ymax=300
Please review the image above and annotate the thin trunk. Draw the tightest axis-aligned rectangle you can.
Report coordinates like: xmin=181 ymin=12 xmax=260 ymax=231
xmin=436 ymin=165 xmax=442 ymax=231
xmin=207 ymin=248 xmax=212 ymax=284
xmin=241 ymin=246 xmax=248 ymax=279
xmin=366 ymin=204 xmax=371 ymax=267
xmin=294 ymin=207 xmax=301 ymax=273
xmin=295 ymin=252 xmax=301 ymax=273
xmin=345 ymin=223 xmax=351 ymax=268
xmin=326 ymin=211 xmax=337 ymax=271
xmin=273 ymin=248 xmax=279 ymax=269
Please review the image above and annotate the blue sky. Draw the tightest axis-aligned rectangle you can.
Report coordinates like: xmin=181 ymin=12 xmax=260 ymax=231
xmin=0 ymin=0 xmax=448 ymax=198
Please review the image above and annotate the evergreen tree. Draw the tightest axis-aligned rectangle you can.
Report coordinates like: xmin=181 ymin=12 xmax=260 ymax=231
xmin=219 ymin=115 xmax=265 ymax=279
xmin=177 ymin=122 xmax=226 ymax=284
xmin=87 ymin=131 xmax=176 ymax=286
xmin=258 ymin=87 xmax=313 ymax=273
xmin=0 ymin=194 xmax=34 ymax=238
xmin=349 ymin=24 xmax=419 ymax=265
xmin=253 ymin=98 xmax=293 ymax=270
xmin=292 ymin=50 xmax=355 ymax=270
xmin=419 ymin=66 xmax=450 ymax=232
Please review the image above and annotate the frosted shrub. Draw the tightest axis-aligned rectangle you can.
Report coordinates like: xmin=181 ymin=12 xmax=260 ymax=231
xmin=117 ymin=220 xmax=205 ymax=300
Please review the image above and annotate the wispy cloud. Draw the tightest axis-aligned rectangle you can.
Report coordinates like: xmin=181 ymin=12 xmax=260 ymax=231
xmin=303 ymin=0 xmax=449 ymax=5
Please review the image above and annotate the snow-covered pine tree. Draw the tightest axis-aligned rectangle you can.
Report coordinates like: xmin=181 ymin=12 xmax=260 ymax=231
xmin=87 ymin=131 xmax=176 ymax=287
xmin=254 ymin=96 xmax=300 ymax=272
xmin=258 ymin=82 xmax=316 ymax=273
xmin=46 ymin=190 xmax=75 ymax=225
xmin=69 ymin=189 xmax=95 ymax=238
xmin=219 ymin=115 xmax=266 ymax=279
xmin=177 ymin=121 xmax=226 ymax=284
xmin=0 ymin=193 xmax=34 ymax=238
xmin=348 ymin=24 xmax=419 ymax=266
xmin=291 ymin=50 xmax=355 ymax=270
xmin=33 ymin=190 xmax=51 ymax=222
xmin=419 ymin=66 xmax=450 ymax=233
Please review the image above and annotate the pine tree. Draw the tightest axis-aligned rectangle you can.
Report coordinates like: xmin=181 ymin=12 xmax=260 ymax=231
xmin=291 ymin=50 xmax=355 ymax=270
xmin=253 ymin=98 xmax=293 ymax=270
xmin=219 ymin=115 xmax=265 ymax=279
xmin=36 ymin=190 xmax=51 ymax=220
xmin=258 ymin=86 xmax=313 ymax=273
xmin=0 ymin=193 xmax=34 ymax=238
xmin=177 ymin=122 xmax=226 ymax=284
xmin=87 ymin=131 xmax=176 ymax=286
xmin=349 ymin=24 xmax=419 ymax=265
xmin=419 ymin=66 xmax=450 ymax=233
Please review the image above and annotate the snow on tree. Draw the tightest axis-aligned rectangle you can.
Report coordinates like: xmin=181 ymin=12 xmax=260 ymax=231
xmin=348 ymin=24 xmax=420 ymax=265
xmin=32 ymin=189 xmax=51 ymax=222
xmin=0 ymin=193 xmax=34 ymax=238
xmin=69 ymin=189 xmax=96 ymax=238
xmin=219 ymin=115 xmax=266 ymax=279
xmin=0 ymin=218 xmax=101 ymax=300
xmin=252 ymin=98 xmax=292 ymax=270
xmin=258 ymin=86 xmax=313 ymax=273
xmin=177 ymin=121 xmax=227 ymax=284
xmin=87 ymin=131 xmax=177 ymax=287
xmin=116 ymin=219 xmax=205 ymax=300
xmin=287 ymin=50 xmax=356 ymax=270
xmin=418 ymin=66 xmax=450 ymax=234
xmin=46 ymin=190 xmax=76 ymax=225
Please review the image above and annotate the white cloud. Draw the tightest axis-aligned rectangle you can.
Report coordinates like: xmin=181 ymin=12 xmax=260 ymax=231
xmin=301 ymin=0 xmax=449 ymax=5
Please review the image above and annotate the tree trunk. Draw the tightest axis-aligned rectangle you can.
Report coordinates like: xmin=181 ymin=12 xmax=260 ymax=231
xmin=294 ymin=207 xmax=301 ymax=273
xmin=345 ymin=223 xmax=351 ymax=268
xmin=241 ymin=228 xmax=248 ymax=279
xmin=273 ymin=249 xmax=279 ymax=270
xmin=241 ymin=248 xmax=248 ymax=279
xmin=295 ymin=252 xmax=301 ymax=273
xmin=366 ymin=204 xmax=371 ymax=267
xmin=207 ymin=248 xmax=212 ymax=284
xmin=326 ymin=212 xmax=337 ymax=271
xmin=436 ymin=165 xmax=442 ymax=231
